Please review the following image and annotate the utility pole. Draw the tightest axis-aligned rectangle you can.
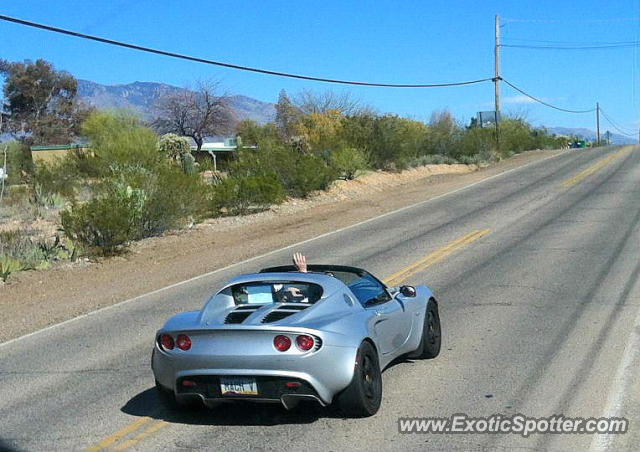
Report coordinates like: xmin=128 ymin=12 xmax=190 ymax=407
xmin=494 ymin=14 xmax=502 ymax=149
xmin=596 ymin=102 xmax=600 ymax=145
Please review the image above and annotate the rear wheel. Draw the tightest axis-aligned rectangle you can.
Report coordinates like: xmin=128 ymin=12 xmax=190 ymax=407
xmin=337 ymin=341 xmax=382 ymax=417
xmin=411 ymin=299 xmax=441 ymax=359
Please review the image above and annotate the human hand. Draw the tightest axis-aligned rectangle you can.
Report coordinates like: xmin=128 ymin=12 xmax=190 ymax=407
xmin=293 ymin=252 xmax=308 ymax=272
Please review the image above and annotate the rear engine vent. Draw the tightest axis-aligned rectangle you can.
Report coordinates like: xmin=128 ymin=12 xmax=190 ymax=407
xmin=262 ymin=304 xmax=311 ymax=323
xmin=224 ymin=307 xmax=260 ymax=324
xmin=282 ymin=304 xmax=309 ymax=311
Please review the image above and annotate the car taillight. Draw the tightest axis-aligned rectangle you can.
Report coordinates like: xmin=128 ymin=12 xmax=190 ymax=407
xmin=176 ymin=334 xmax=192 ymax=351
xmin=160 ymin=334 xmax=174 ymax=350
xmin=296 ymin=334 xmax=315 ymax=351
xmin=274 ymin=335 xmax=291 ymax=352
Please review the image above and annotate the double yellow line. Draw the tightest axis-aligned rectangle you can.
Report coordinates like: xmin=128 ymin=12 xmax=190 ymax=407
xmin=385 ymin=229 xmax=491 ymax=287
xmin=561 ymin=148 xmax=630 ymax=187
xmin=85 ymin=228 xmax=490 ymax=451
xmin=86 ymin=417 xmax=168 ymax=452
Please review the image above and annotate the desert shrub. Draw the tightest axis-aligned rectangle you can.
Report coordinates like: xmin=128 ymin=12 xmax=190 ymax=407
xmin=0 ymin=229 xmax=69 ymax=280
xmin=142 ymin=165 xmax=208 ymax=233
xmin=280 ymin=153 xmax=336 ymax=197
xmin=232 ymin=144 xmax=336 ymax=198
xmin=211 ymin=174 xmax=285 ymax=215
xmin=158 ymin=133 xmax=191 ymax=160
xmin=78 ymin=110 xmax=162 ymax=176
xmin=424 ymin=111 xmax=462 ymax=158
xmin=3 ymin=141 xmax=34 ymax=185
xmin=61 ymin=163 xmax=207 ymax=254
xmin=61 ymin=188 xmax=145 ymax=255
xmin=32 ymin=158 xmax=79 ymax=199
xmin=331 ymin=146 xmax=369 ymax=180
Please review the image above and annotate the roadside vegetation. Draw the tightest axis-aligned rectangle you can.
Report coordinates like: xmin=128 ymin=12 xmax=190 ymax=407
xmin=0 ymin=58 xmax=572 ymax=280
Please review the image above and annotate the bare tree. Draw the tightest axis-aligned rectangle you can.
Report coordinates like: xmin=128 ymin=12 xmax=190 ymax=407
xmin=154 ymin=81 xmax=234 ymax=151
xmin=293 ymin=89 xmax=367 ymax=116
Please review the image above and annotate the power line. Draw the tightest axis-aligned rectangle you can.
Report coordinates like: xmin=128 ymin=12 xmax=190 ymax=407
xmin=501 ymin=79 xmax=596 ymax=114
xmin=599 ymin=107 xmax=637 ymax=137
xmin=503 ymin=17 xmax=640 ymax=24
xmin=0 ymin=14 xmax=493 ymax=89
xmin=504 ymin=38 xmax=640 ymax=45
xmin=502 ymin=43 xmax=640 ymax=50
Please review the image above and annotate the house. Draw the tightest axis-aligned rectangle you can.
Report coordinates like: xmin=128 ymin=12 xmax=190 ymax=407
xmin=30 ymin=144 xmax=90 ymax=164
xmin=191 ymin=137 xmax=241 ymax=171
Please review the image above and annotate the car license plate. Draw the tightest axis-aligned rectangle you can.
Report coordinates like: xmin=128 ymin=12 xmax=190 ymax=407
xmin=220 ymin=377 xmax=258 ymax=396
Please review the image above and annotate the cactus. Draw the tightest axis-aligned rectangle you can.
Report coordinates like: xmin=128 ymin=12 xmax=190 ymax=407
xmin=180 ymin=152 xmax=197 ymax=174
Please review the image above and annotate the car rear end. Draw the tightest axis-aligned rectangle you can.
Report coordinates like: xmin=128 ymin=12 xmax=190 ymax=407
xmin=152 ymin=326 xmax=359 ymax=408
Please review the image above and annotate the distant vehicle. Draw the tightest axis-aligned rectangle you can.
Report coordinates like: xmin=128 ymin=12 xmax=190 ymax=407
xmin=570 ymin=140 xmax=588 ymax=149
xmin=151 ymin=264 xmax=441 ymax=417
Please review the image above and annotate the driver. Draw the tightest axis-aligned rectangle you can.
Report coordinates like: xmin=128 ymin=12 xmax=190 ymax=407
xmin=273 ymin=253 xmax=310 ymax=303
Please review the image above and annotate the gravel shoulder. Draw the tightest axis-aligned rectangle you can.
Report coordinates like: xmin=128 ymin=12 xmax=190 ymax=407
xmin=0 ymin=150 xmax=564 ymax=343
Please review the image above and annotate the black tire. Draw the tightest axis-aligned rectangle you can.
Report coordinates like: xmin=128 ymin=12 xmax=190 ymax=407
xmin=412 ymin=299 xmax=441 ymax=359
xmin=337 ymin=341 xmax=382 ymax=417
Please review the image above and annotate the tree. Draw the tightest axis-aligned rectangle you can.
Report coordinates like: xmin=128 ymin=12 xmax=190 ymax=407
xmin=81 ymin=110 xmax=161 ymax=174
xmin=0 ymin=59 xmax=89 ymax=144
xmin=154 ymin=81 xmax=234 ymax=151
xmin=294 ymin=89 xmax=366 ymax=116
xmin=274 ymin=89 xmax=302 ymax=140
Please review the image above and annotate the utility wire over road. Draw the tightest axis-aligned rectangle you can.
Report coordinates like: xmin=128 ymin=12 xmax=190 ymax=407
xmin=599 ymin=107 xmax=639 ymax=138
xmin=501 ymin=79 xmax=596 ymax=114
xmin=0 ymin=14 xmax=492 ymax=88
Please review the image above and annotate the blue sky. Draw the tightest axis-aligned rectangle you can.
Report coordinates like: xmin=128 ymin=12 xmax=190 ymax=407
xmin=2 ymin=1 xmax=640 ymax=134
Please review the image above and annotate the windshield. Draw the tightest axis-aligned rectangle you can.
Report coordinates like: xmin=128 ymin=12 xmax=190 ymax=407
xmin=230 ymin=281 xmax=323 ymax=305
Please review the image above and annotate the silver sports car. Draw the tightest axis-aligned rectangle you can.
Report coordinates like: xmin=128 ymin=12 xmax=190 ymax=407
xmin=152 ymin=264 xmax=441 ymax=417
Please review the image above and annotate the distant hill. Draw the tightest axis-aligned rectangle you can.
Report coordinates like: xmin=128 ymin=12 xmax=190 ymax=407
xmin=546 ymin=126 xmax=636 ymax=145
xmin=77 ymin=80 xmax=277 ymax=124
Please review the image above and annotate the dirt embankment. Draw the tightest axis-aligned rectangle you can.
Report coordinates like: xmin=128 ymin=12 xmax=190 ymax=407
xmin=0 ymin=150 xmax=563 ymax=343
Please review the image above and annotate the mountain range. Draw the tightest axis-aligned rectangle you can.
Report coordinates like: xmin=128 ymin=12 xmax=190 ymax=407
xmin=77 ymin=80 xmax=277 ymax=124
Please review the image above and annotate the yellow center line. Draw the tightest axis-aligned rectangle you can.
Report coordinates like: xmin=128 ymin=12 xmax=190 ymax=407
xmin=384 ymin=229 xmax=491 ymax=287
xmin=111 ymin=420 xmax=169 ymax=452
xmin=85 ymin=416 xmax=153 ymax=452
xmin=561 ymin=148 xmax=630 ymax=187
xmin=86 ymin=229 xmax=490 ymax=450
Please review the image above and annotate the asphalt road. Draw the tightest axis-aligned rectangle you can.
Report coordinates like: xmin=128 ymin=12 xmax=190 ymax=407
xmin=2 ymin=146 xmax=640 ymax=452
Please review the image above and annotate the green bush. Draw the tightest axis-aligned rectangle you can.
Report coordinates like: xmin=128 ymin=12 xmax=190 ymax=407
xmin=61 ymin=185 xmax=146 ymax=255
xmin=280 ymin=153 xmax=336 ymax=197
xmin=3 ymin=141 xmax=34 ymax=185
xmin=232 ymin=144 xmax=336 ymax=198
xmin=32 ymin=158 xmax=79 ymax=199
xmin=61 ymin=164 xmax=207 ymax=254
xmin=78 ymin=110 xmax=162 ymax=176
xmin=211 ymin=174 xmax=285 ymax=215
xmin=142 ymin=165 xmax=208 ymax=234
xmin=331 ymin=146 xmax=369 ymax=180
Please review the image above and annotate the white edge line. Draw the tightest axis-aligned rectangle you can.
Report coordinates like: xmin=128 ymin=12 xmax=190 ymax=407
xmin=589 ymin=297 xmax=640 ymax=450
xmin=0 ymin=150 xmax=569 ymax=349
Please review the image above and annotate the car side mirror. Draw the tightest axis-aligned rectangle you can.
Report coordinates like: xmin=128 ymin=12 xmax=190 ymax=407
xmin=399 ymin=285 xmax=417 ymax=297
